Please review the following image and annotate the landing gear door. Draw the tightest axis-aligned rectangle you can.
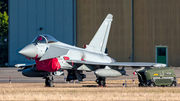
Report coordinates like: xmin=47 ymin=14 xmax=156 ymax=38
xmin=53 ymin=70 xmax=64 ymax=76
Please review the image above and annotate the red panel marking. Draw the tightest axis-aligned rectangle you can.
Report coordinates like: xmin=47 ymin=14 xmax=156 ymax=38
xmin=81 ymin=58 xmax=85 ymax=61
xmin=35 ymin=58 xmax=61 ymax=72
xmin=26 ymin=57 xmax=31 ymax=60
xmin=83 ymin=45 xmax=86 ymax=48
xmin=35 ymin=54 xmax=38 ymax=59
xmin=71 ymin=60 xmax=73 ymax=66
xmin=32 ymin=54 xmax=38 ymax=60
xmin=63 ymin=56 xmax=69 ymax=60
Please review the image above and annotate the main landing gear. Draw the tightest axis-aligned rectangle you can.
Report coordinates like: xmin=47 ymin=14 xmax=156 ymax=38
xmin=44 ymin=72 xmax=54 ymax=87
xmin=96 ymin=77 xmax=106 ymax=87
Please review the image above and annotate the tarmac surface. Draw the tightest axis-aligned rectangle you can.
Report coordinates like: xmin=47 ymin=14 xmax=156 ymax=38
xmin=0 ymin=67 xmax=180 ymax=85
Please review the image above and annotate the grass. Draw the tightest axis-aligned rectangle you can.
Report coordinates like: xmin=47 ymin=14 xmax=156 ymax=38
xmin=0 ymin=82 xmax=180 ymax=101
xmin=80 ymin=78 xmax=180 ymax=84
xmin=80 ymin=79 xmax=140 ymax=84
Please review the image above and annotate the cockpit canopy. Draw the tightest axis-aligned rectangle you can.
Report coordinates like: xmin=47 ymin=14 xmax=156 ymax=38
xmin=32 ymin=34 xmax=58 ymax=43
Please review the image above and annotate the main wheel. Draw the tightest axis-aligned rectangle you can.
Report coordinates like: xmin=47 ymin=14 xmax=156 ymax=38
xmin=96 ymin=77 xmax=106 ymax=87
xmin=100 ymin=80 xmax=106 ymax=87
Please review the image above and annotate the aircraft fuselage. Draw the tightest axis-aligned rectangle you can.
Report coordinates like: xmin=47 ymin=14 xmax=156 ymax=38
xmin=19 ymin=40 xmax=114 ymax=72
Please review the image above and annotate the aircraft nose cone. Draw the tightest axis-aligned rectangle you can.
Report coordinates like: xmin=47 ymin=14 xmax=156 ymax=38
xmin=19 ymin=44 xmax=38 ymax=58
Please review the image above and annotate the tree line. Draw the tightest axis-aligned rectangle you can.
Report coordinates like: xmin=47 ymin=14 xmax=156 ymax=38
xmin=0 ymin=0 xmax=8 ymax=14
xmin=0 ymin=0 xmax=8 ymax=37
xmin=0 ymin=0 xmax=8 ymax=66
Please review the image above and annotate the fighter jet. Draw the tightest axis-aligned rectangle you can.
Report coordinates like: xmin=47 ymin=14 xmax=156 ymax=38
xmin=15 ymin=14 xmax=166 ymax=87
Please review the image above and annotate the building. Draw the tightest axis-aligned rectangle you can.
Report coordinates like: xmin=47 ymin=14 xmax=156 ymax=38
xmin=9 ymin=0 xmax=180 ymax=66
xmin=9 ymin=0 xmax=76 ymax=65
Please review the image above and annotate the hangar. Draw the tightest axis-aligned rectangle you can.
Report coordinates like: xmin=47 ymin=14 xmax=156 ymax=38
xmin=9 ymin=0 xmax=180 ymax=66
xmin=9 ymin=0 xmax=76 ymax=65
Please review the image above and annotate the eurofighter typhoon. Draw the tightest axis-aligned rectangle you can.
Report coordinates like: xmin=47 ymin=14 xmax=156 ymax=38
xmin=15 ymin=14 xmax=166 ymax=87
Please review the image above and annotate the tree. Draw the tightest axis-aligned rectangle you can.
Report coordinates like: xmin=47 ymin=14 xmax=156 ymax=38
xmin=0 ymin=0 xmax=8 ymax=66
xmin=0 ymin=11 xmax=8 ymax=37
xmin=0 ymin=0 xmax=8 ymax=14
xmin=0 ymin=11 xmax=8 ymax=66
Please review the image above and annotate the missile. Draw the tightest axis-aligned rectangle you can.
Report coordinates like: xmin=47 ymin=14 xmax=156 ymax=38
xmin=94 ymin=68 xmax=126 ymax=77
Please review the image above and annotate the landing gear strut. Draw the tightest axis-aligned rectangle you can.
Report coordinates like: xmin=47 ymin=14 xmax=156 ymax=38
xmin=96 ymin=77 xmax=106 ymax=87
xmin=44 ymin=72 xmax=54 ymax=87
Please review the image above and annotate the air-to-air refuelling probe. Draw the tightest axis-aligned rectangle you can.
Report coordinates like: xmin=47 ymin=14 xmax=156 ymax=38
xmin=15 ymin=14 xmax=166 ymax=87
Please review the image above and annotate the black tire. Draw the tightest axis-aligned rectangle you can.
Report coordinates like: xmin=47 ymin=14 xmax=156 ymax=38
xmin=138 ymin=83 xmax=143 ymax=87
xmin=96 ymin=77 xmax=106 ymax=87
xmin=48 ymin=80 xmax=53 ymax=87
xmin=100 ymin=80 xmax=106 ymax=87
xmin=150 ymin=82 xmax=155 ymax=87
xmin=45 ymin=78 xmax=48 ymax=86
xmin=45 ymin=77 xmax=54 ymax=87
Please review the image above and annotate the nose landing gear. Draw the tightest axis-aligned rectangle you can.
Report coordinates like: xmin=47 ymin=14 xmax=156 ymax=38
xmin=44 ymin=72 xmax=54 ymax=87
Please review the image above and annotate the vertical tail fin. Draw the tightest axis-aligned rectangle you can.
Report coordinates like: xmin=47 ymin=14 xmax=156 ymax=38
xmin=85 ymin=14 xmax=113 ymax=54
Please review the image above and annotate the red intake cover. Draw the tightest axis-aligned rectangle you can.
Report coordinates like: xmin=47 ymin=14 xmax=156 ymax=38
xmin=35 ymin=58 xmax=61 ymax=72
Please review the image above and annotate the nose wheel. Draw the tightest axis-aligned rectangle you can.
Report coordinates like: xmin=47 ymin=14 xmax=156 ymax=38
xmin=45 ymin=76 xmax=54 ymax=87
xmin=44 ymin=72 xmax=54 ymax=87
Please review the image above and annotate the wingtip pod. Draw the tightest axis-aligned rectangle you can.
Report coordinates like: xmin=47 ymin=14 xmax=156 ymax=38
xmin=106 ymin=14 xmax=113 ymax=19
xmin=153 ymin=64 xmax=167 ymax=68
xmin=15 ymin=64 xmax=26 ymax=68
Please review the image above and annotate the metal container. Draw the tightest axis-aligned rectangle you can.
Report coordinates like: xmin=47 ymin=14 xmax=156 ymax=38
xmin=135 ymin=67 xmax=176 ymax=87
